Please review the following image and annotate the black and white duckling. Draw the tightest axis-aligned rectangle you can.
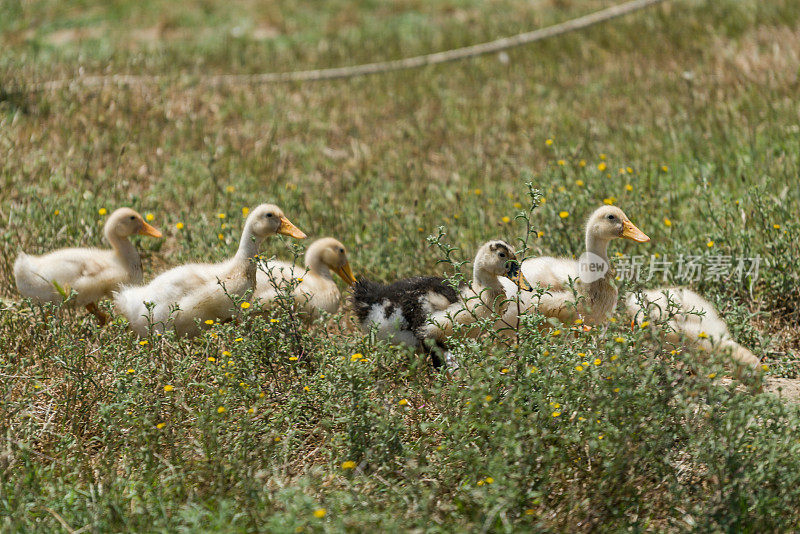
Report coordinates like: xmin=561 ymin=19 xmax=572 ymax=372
xmin=351 ymin=240 xmax=527 ymax=368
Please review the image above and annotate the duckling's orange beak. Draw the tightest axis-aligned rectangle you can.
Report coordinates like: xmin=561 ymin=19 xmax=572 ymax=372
xmin=507 ymin=261 xmax=532 ymax=291
xmin=139 ymin=221 xmax=163 ymax=238
xmin=278 ymin=217 xmax=307 ymax=239
xmin=333 ymin=261 xmax=357 ymax=286
xmin=621 ymin=220 xmax=649 ymax=243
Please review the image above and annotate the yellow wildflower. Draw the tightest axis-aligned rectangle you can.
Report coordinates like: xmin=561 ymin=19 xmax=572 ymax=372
xmin=98 ymin=208 xmax=107 ymax=216
xmin=176 ymin=222 xmax=184 ymax=230
xmin=559 ymin=211 xmax=569 ymax=219
xmin=398 ymin=399 xmax=409 ymax=406
xmin=146 ymin=213 xmax=154 ymax=222
xmin=217 ymin=406 xmax=226 ymax=414
xmin=313 ymin=509 xmax=326 ymax=518
xmin=598 ymin=162 xmax=607 ymax=171
xmin=163 ymin=385 xmax=174 ymax=392
xmin=545 ymin=138 xmax=553 ymax=146
xmin=156 ymin=423 xmax=166 ymax=429
xmin=342 ymin=461 xmax=356 ymax=469
xmin=240 ymin=302 xmax=251 ymax=309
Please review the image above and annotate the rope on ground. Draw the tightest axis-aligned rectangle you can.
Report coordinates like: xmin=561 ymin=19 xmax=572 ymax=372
xmin=24 ymin=0 xmax=667 ymax=92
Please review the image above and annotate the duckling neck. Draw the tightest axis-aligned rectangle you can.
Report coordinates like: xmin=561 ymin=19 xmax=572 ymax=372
xmin=306 ymin=253 xmax=333 ymax=281
xmin=105 ymin=228 xmax=142 ymax=281
xmin=585 ymin=233 xmax=611 ymax=266
xmin=471 ymin=267 xmax=505 ymax=305
xmin=234 ymin=229 xmax=265 ymax=281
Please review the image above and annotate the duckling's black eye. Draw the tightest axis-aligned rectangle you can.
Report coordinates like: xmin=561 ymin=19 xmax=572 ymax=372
xmin=266 ymin=213 xmax=273 ymax=218
xmin=339 ymin=248 xmax=345 ymax=254
xmin=498 ymin=252 xmax=506 ymax=258
xmin=607 ymin=214 xmax=616 ymax=220
xmin=130 ymin=216 xmax=136 ymax=220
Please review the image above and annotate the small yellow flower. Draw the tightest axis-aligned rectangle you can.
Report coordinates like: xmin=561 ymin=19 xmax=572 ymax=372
xmin=226 ymin=185 xmax=235 ymax=193
xmin=551 ymin=329 xmax=561 ymax=336
xmin=594 ymin=359 xmax=601 ymax=366
xmin=698 ymin=331 xmax=709 ymax=339
xmin=661 ymin=165 xmax=668 ymax=172
xmin=619 ymin=168 xmax=626 ymax=175
xmin=398 ymin=399 xmax=409 ymax=406
xmin=575 ymin=365 xmax=584 ymax=372
xmin=176 ymin=222 xmax=184 ymax=230
xmin=513 ymin=202 xmax=522 ymax=209
xmin=500 ymin=368 xmax=509 ymax=374
xmin=217 ymin=213 xmax=226 ymax=219
xmin=247 ymin=407 xmax=255 ymax=414
xmin=625 ymin=184 xmax=633 ymax=192
xmin=156 ymin=423 xmax=166 ymax=429
xmin=575 ymin=179 xmax=584 ymax=187
xmin=98 ymin=208 xmax=107 ymax=216
xmin=598 ymin=162 xmax=607 ymax=171
xmin=218 ymin=233 xmax=224 ymax=240
xmin=603 ymin=197 xmax=616 ymax=205
xmin=303 ymin=386 xmax=310 ymax=392
xmin=164 ymin=385 xmax=174 ymax=392
xmin=611 ymin=354 xmax=619 ymax=361
xmin=761 ymin=364 xmax=769 ymax=371
xmin=240 ymin=302 xmax=251 ymax=309
xmin=707 ymin=240 xmax=714 ymax=248
xmin=537 ymin=230 xmax=544 ymax=238
xmin=342 ymin=461 xmax=356 ymax=469
xmin=54 ymin=209 xmax=60 ymax=215
xmin=529 ymin=366 xmax=538 ymax=373
xmin=663 ymin=218 xmax=672 ymax=227
xmin=208 ymin=356 xmax=216 ymax=362
xmin=146 ymin=213 xmax=154 ymax=222
xmin=550 ymin=402 xmax=560 ymax=408
xmin=126 ymin=368 xmax=135 ymax=374
xmin=552 ymin=411 xmax=561 ymax=417
xmin=474 ymin=188 xmax=482 ymax=196
xmin=626 ymin=167 xmax=633 ymax=174
xmin=599 ymin=153 xmax=606 ymax=160
xmin=579 ymin=159 xmax=587 ymax=167
xmin=614 ymin=387 xmax=620 ymax=393
xmin=640 ymin=321 xmax=650 ymax=328
xmin=773 ymin=224 xmax=781 ymax=230
xmin=545 ymin=138 xmax=553 ymax=146
xmin=485 ymin=477 xmax=494 ymax=484
xmin=477 ymin=480 xmax=485 ymax=486
xmin=289 ymin=356 xmax=298 ymax=361
xmin=615 ymin=336 xmax=625 ymax=343
xmin=501 ymin=216 xmax=511 ymax=224
xmin=557 ymin=159 xmax=566 ymax=166
xmin=274 ymin=436 xmax=281 ymax=442
xmin=485 ymin=395 xmax=493 ymax=402
xmin=313 ymin=509 xmax=326 ymax=518
xmin=217 ymin=406 xmax=226 ymax=414
xmin=417 ymin=227 xmax=424 ymax=232
xmin=598 ymin=434 xmax=604 ymax=440
xmin=559 ymin=211 xmax=569 ymax=219
xmin=707 ymin=373 xmax=716 ymax=379
xmin=350 ymin=353 xmax=363 ymax=361
xmin=139 ymin=340 xmax=148 ymax=346
xmin=270 ymin=318 xmax=280 ymax=323
xmin=242 ymin=207 xmax=250 ymax=216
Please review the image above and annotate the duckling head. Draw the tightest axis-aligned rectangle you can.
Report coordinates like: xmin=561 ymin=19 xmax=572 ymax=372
xmin=474 ymin=240 xmax=530 ymax=290
xmin=246 ymin=204 xmax=307 ymax=240
xmin=107 ymin=207 xmax=163 ymax=239
xmin=586 ymin=206 xmax=649 ymax=244
xmin=307 ymin=237 xmax=356 ymax=285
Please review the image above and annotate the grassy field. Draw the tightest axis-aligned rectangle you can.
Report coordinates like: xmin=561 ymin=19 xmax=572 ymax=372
xmin=2 ymin=0 xmax=800 ymax=530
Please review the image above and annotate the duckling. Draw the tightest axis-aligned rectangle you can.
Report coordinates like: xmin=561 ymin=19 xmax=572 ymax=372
xmin=500 ymin=205 xmax=649 ymax=327
xmin=114 ymin=204 xmax=306 ymax=336
xmin=14 ymin=207 xmax=162 ymax=323
xmin=352 ymin=240 xmax=526 ymax=368
xmin=255 ymin=237 xmax=356 ymax=317
xmin=626 ymin=287 xmax=760 ymax=369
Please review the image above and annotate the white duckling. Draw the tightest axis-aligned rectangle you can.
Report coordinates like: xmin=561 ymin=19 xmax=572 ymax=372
xmin=626 ymin=287 xmax=760 ymax=369
xmin=14 ymin=207 xmax=162 ymax=323
xmin=352 ymin=240 xmax=526 ymax=368
xmin=114 ymin=204 xmax=306 ymax=336
xmin=500 ymin=205 xmax=649 ymax=327
xmin=255 ymin=237 xmax=356 ymax=317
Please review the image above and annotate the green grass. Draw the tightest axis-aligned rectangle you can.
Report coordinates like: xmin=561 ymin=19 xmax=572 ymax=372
xmin=2 ymin=0 xmax=800 ymax=530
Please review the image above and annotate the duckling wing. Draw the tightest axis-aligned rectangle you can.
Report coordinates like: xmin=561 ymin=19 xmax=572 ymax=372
xmin=521 ymin=257 xmax=578 ymax=290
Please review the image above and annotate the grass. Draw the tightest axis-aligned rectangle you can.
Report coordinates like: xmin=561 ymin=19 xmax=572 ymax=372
xmin=2 ymin=0 xmax=800 ymax=530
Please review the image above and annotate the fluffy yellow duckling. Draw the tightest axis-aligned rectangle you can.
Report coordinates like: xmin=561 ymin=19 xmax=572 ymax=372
xmin=14 ymin=207 xmax=162 ymax=323
xmin=114 ymin=204 xmax=305 ymax=336
xmin=500 ymin=205 xmax=649 ymax=327
xmin=255 ymin=237 xmax=356 ymax=317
